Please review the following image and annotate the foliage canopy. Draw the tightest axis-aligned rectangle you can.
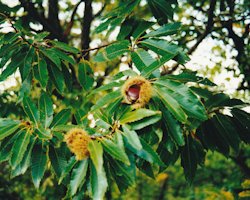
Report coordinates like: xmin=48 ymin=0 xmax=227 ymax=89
xmin=0 ymin=0 xmax=249 ymax=199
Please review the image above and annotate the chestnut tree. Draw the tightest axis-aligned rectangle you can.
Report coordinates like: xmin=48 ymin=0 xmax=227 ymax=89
xmin=0 ymin=0 xmax=249 ymax=199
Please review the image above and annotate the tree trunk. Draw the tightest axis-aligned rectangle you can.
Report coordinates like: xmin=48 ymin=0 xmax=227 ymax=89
xmin=81 ymin=0 xmax=93 ymax=60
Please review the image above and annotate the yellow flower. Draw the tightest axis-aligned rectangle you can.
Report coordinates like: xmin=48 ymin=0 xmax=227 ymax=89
xmin=122 ymin=76 xmax=152 ymax=109
xmin=64 ymin=128 xmax=91 ymax=160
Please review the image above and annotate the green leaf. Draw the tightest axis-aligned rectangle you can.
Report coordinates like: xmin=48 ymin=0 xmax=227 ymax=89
xmin=31 ymin=143 xmax=48 ymax=188
xmin=0 ymin=47 xmax=18 ymax=69
xmin=0 ymin=119 xmax=19 ymax=140
xmin=157 ymin=142 xmax=179 ymax=169
xmin=23 ymin=97 xmax=40 ymax=125
xmin=34 ymin=32 xmax=50 ymax=41
xmin=69 ymin=159 xmax=88 ymax=196
xmin=104 ymin=0 xmax=140 ymax=18
xmin=0 ymin=118 xmax=19 ymax=126
xmin=34 ymin=57 xmax=49 ymax=88
xmin=128 ymin=114 xmax=162 ymax=130
xmin=154 ymin=79 xmax=208 ymax=121
xmin=154 ymin=86 xmax=187 ymax=123
xmin=52 ymin=124 xmax=82 ymax=132
xmin=62 ymin=63 xmax=73 ymax=91
xmin=197 ymin=120 xmax=230 ymax=155
xmin=190 ymin=87 xmax=213 ymax=99
xmin=90 ymin=160 xmax=108 ymax=200
xmin=231 ymin=108 xmax=250 ymax=143
xmin=35 ymin=125 xmax=52 ymax=139
xmin=132 ymin=20 xmax=155 ymax=40
xmin=161 ymin=106 xmax=185 ymax=146
xmin=88 ymin=81 xmax=123 ymax=96
xmin=22 ymin=47 xmax=35 ymax=80
xmin=148 ymin=0 xmax=174 ymax=23
xmin=49 ymin=146 xmax=68 ymax=179
xmin=11 ymin=137 xmax=36 ymax=177
xmin=91 ymin=90 xmax=122 ymax=111
xmin=127 ymin=138 xmax=165 ymax=166
xmin=108 ymin=154 xmax=136 ymax=189
xmin=144 ymin=22 xmax=181 ymax=38
xmin=59 ymin=156 xmax=77 ymax=184
xmin=101 ymin=134 xmax=130 ymax=165
xmin=112 ymin=70 xmax=138 ymax=80
xmin=18 ymin=73 xmax=32 ymax=103
xmin=88 ymin=141 xmax=108 ymax=200
xmin=181 ymin=135 xmax=206 ymax=182
xmin=181 ymin=136 xmax=197 ymax=183
xmin=120 ymin=109 xmax=161 ymax=124
xmin=88 ymin=140 xmax=103 ymax=172
xmin=41 ymin=49 xmax=61 ymax=69
xmin=205 ymin=93 xmax=245 ymax=110
xmin=52 ymin=40 xmax=80 ymax=54
xmin=2 ymin=32 xmax=20 ymax=45
xmin=39 ymin=92 xmax=53 ymax=128
xmin=0 ymin=41 xmax=20 ymax=58
xmin=131 ymin=48 xmax=155 ymax=71
xmin=52 ymin=48 xmax=75 ymax=65
xmin=0 ymin=131 xmax=21 ymax=162
xmin=95 ymin=0 xmax=140 ymax=33
xmin=137 ymin=160 xmax=155 ymax=178
xmin=95 ymin=17 xmax=124 ymax=34
xmin=164 ymin=72 xmax=216 ymax=86
xmin=140 ymin=39 xmax=179 ymax=56
xmin=10 ymin=130 xmax=31 ymax=169
xmin=122 ymin=125 xmax=142 ymax=150
xmin=50 ymin=109 xmax=71 ymax=128
xmin=0 ymin=52 xmax=25 ymax=82
xmin=117 ymin=19 xmax=133 ymax=40
xmin=141 ymin=53 xmax=178 ymax=78
xmin=176 ymin=51 xmax=190 ymax=64
xmin=205 ymin=93 xmax=230 ymax=110
xmin=47 ymin=63 xmax=65 ymax=93
xmin=78 ymin=60 xmax=94 ymax=91
xmin=212 ymin=114 xmax=240 ymax=152
xmin=93 ymin=40 xmax=130 ymax=62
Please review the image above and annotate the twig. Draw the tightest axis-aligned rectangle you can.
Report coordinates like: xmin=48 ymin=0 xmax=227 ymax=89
xmin=81 ymin=0 xmax=93 ymax=60
xmin=94 ymin=3 xmax=107 ymax=18
xmin=188 ymin=0 xmax=217 ymax=55
xmin=81 ymin=42 xmax=115 ymax=53
xmin=63 ymin=0 xmax=85 ymax=37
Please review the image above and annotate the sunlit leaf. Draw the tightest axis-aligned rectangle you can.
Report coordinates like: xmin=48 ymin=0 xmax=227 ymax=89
xmin=93 ymin=40 xmax=130 ymax=62
xmin=120 ymin=109 xmax=161 ymax=124
xmin=50 ymin=109 xmax=71 ymax=128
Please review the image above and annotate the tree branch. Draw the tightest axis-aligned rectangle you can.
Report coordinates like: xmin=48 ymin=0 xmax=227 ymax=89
xmin=188 ymin=0 xmax=217 ymax=54
xmin=157 ymin=178 xmax=168 ymax=200
xmin=19 ymin=0 xmax=65 ymax=42
xmin=81 ymin=0 xmax=93 ymax=60
xmin=48 ymin=0 xmax=64 ymax=41
xmin=63 ymin=0 xmax=84 ymax=38
xmin=94 ymin=3 xmax=106 ymax=18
